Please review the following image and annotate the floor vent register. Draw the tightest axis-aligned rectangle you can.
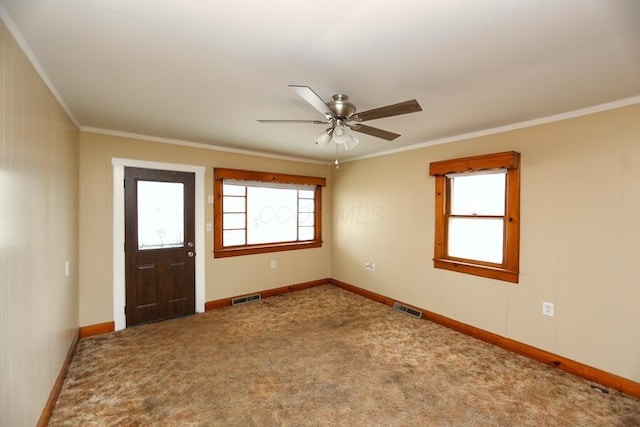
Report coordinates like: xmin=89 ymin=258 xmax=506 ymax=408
xmin=393 ymin=302 xmax=423 ymax=319
xmin=232 ymin=293 xmax=262 ymax=306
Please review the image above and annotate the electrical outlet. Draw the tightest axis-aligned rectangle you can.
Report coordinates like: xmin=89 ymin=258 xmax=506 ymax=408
xmin=542 ymin=302 xmax=554 ymax=317
xmin=270 ymin=260 xmax=277 ymax=269
xmin=370 ymin=262 xmax=376 ymax=272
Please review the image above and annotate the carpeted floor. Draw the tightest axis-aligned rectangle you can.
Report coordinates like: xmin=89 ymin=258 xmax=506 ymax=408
xmin=49 ymin=285 xmax=640 ymax=426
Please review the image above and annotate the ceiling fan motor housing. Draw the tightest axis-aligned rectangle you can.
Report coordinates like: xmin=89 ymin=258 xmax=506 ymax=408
xmin=328 ymin=94 xmax=357 ymax=120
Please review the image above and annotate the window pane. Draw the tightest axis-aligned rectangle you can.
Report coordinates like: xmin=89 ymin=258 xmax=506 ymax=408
xmin=223 ymin=184 xmax=246 ymax=196
xmin=223 ymin=229 xmax=245 ymax=246
xmin=247 ymin=187 xmax=297 ymax=244
xmin=299 ymin=226 xmax=314 ymax=241
xmin=448 ymin=218 xmax=503 ymax=263
xmin=298 ymin=198 xmax=314 ymax=213
xmin=451 ymin=172 xmax=505 ymax=215
xmin=137 ymin=181 xmax=184 ymax=250
xmin=299 ymin=189 xmax=315 ymax=199
xmin=299 ymin=211 xmax=314 ymax=226
xmin=223 ymin=213 xmax=245 ymax=230
xmin=223 ymin=196 xmax=245 ymax=213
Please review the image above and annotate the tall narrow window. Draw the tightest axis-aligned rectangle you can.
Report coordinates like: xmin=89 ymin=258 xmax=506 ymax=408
xmin=214 ymin=168 xmax=326 ymax=258
xmin=429 ymin=151 xmax=521 ymax=283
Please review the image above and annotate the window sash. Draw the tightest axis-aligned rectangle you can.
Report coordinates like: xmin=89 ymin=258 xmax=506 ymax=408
xmin=449 ymin=170 xmax=506 ymax=216
xmin=447 ymin=217 xmax=505 ymax=264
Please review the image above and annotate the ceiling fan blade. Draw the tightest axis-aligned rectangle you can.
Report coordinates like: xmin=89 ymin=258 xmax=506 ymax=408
xmin=257 ymin=119 xmax=328 ymax=124
xmin=348 ymin=124 xmax=401 ymax=141
xmin=354 ymin=99 xmax=422 ymax=122
xmin=289 ymin=85 xmax=333 ymax=118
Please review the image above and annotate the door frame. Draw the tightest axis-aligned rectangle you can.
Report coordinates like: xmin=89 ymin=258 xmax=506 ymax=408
xmin=112 ymin=158 xmax=206 ymax=331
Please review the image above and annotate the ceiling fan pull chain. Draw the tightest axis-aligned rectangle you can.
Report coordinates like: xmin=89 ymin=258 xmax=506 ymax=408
xmin=335 ymin=144 xmax=340 ymax=169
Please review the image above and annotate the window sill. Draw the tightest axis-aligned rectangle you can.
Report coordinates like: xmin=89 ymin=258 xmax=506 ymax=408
xmin=433 ymin=258 xmax=519 ymax=283
xmin=214 ymin=240 xmax=322 ymax=258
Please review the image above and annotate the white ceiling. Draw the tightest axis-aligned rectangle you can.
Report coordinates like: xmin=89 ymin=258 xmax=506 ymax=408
xmin=2 ymin=0 xmax=639 ymax=162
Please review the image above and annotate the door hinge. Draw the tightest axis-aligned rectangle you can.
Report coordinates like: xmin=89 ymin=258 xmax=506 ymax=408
xmin=124 ymin=305 xmax=126 ymax=315
xmin=123 ymin=179 xmax=126 ymax=188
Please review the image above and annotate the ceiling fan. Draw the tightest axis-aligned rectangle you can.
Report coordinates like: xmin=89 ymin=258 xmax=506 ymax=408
xmin=258 ymin=85 xmax=422 ymax=151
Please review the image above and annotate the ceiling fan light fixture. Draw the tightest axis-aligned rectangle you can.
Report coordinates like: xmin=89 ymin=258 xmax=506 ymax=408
xmin=332 ymin=124 xmax=359 ymax=150
xmin=315 ymin=128 xmax=332 ymax=147
xmin=343 ymin=132 xmax=359 ymax=150
xmin=332 ymin=124 xmax=350 ymax=145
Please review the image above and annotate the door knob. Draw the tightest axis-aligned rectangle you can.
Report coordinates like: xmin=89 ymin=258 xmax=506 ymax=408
xmin=187 ymin=251 xmax=195 ymax=257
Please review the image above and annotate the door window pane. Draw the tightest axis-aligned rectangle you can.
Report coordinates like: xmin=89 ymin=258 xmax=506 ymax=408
xmin=448 ymin=218 xmax=504 ymax=263
xmin=137 ymin=181 xmax=184 ymax=250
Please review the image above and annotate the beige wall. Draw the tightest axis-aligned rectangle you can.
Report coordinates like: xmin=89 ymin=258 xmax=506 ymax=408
xmin=78 ymin=132 xmax=332 ymax=326
xmin=331 ymin=104 xmax=640 ymax=382
xmin=0 ymin=21 xmax=79 ymax=426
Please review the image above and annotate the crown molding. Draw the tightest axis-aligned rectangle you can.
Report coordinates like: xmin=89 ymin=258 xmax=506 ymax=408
xmin=347 ymin=95 xmax=640 ymax=163
xmin=81 ymin=127 xmax=332 ymax=165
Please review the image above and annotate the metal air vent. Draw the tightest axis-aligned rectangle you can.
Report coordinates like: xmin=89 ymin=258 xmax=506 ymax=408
xmin=393 ymin=302 xmax=423 ymax=319
xmin=231 ymin=293 xmax=262 ymax=306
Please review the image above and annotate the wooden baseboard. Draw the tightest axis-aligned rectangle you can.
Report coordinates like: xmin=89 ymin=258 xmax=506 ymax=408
xmin=79 ymin=321 xmax=115 ymax=338
xmin=205 ymin=278 xmax=330 ymax=311
xmin=329 ymin=279 xmax=396 ymax=307
xmin=37 ymin=330 xmax=80 ymax=427
xmin=328 ymin=278 xmax=640 ymax=400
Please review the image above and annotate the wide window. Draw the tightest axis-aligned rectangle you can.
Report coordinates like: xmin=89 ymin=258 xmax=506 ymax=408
xmin=213 ymin=168 xmax=326 ymax=258
xmin=429 ymin=151 xmax=521 ymax=283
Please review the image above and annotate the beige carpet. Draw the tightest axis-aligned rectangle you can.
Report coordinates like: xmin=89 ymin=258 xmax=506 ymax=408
xmin=49 ymin=285 xmax=640 ymax=426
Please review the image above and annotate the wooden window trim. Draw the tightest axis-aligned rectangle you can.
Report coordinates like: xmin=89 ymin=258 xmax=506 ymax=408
xmin=430 ymin=151 xmax=521 ymax=283
xmin=214 ymin=168 xmax=326 ymax=258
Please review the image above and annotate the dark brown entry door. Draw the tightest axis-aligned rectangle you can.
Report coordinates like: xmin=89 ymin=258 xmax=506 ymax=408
xmin=125 ymin=167 xmax=195 ymax=327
